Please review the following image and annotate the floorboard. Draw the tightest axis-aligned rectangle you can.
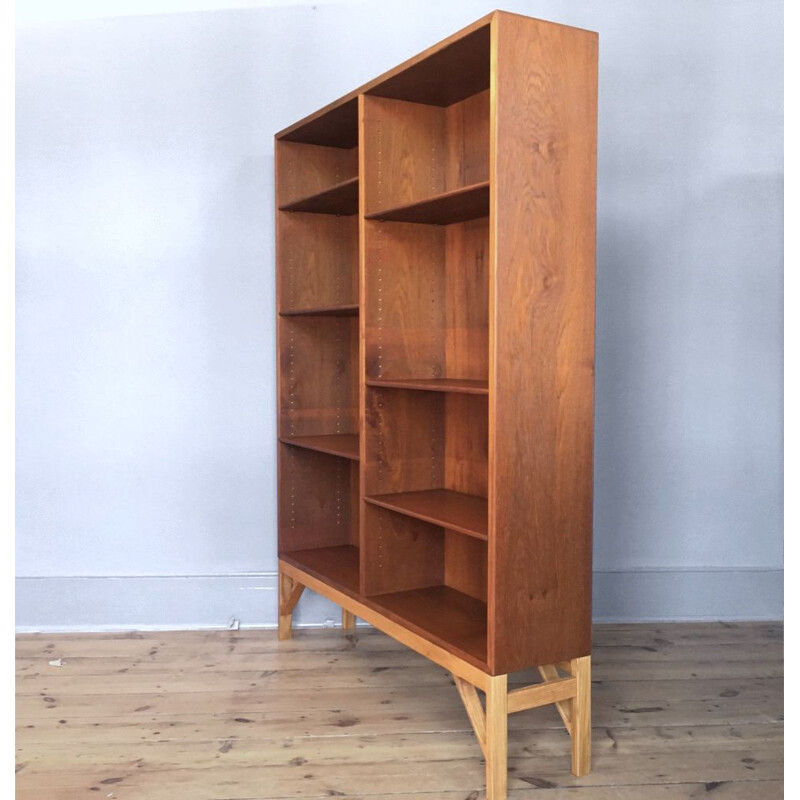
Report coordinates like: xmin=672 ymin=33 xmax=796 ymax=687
xmin=16 ymin=622 xmax=783 ymax=798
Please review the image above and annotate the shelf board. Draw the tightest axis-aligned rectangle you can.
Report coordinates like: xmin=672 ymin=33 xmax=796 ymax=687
xmin=278 ymin=97 xmax=359 ymax=149
xmin=279 ymin=176 xmax=359 ymax=215
xmin=371 ymin=585 xmax=487 ymax=667
xmin=366 ymin=378 xmax=488 ymax=395
xmin=280 ymin=304 xmax=359 ymax=318
xmin=365 ymin=181 xmax=489 ymax=225
xmin=279 ymin=545 xmax=360 ymax=595
xmin=365 ymin=489 xmax=487 ymax=540
xmin=280 ymin=434 xmax=359 ymax=461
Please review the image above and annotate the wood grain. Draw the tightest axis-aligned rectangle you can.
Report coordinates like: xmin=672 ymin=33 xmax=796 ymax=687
xmin=365 ymin=489 xmax=487 ymax=540
xmin=277 ymin=212 xmax=358 ymax=312
xmin=280 ymin=545 xmax=360 ymax=594
xmin=370 ymin=585 xmax=487 ymax=667
xmin=368 ymin=26 xmax=490 ymax=107
xmin=571 ymin=654 xmax=592 ymax=776
xmin=279 ymin=303 xmax=358 ymax=317
xmin=15 ymin=617 xmax=784 ymax=800
xmin=365 ymin=182 xmax=489 ymax=224
xmin=279 ymin=433 xmax=360 ymax=461
xmin=360 ymin=504 xmax=445 ymax=597
xmin=363 ymin=216 xmax=487 ymax=383
xmin=444 ymin=531 xmax=487 ymax=602
xmin=278 ymin=175 xmax=359 ymax=215
xmin=485 ymin=673 xmax=508 ymax=799
xmin=272 ymin=12 xmax=600 ymax=796
xmin=365 ymin=378 xmax=488 ymax=394
xmin=454 ymin=675 xmax=487 ymax=755
xmin=279 ymin=560 xmax=491 ymax=685
xmin=275 ymin=141 xmax=357 ymax=208
xmin=488 ymin=11 xmax=598 ymax=675
xmin=277 ymin=15 xmax=493 ymax=143
xmin=278 ymin=446 xmax=357 ymax=552
xmin=279 ymin=316 xmax=358 ymax=438
xmin=279 ymin=97 xmax=359 ymax=148
xmin=362 ymin=94 xmax=488 ymax=216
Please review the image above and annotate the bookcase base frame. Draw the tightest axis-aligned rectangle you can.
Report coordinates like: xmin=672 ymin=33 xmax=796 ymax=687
xmin=278 ymin=561 xmax=591 ymax=800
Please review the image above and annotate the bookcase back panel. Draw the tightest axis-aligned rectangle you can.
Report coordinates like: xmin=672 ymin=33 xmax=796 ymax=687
xmin=361 ymin=506 xmax=488 ymax=665
xmin=365 ymin=388 xmax=487 ymax=500
xmin=279 ymin=316 xmax=358 ymax=437
xmin=362 ymin=93 xmax=489 ymax=214
xmin=279 ymin=97 xmax=358 ymax=148
xmin=276 ymin=141 xmax=358 ymax=207
xmin=279 ymin=446 xmax=358 ymax=552
xmin=278 ymin=213 xmax=358 ymax=311
xmin=361 ymin=504 xmax=445 ymax=595
xmin=362 ymin=97 xmax=445 ymax=213
xmin=445 ymin=532 xmax=487 ymax=602
xmin=367 ymin=24 xmax=490 ymax=107
xmin=364 ymin=221 xmax=445 ymax=380
xmin=444 ymin=394 xmax=488 ymax=498
xmin=364 ymin=219 xmax=488 ymax=382
xmin=364 ymin=387 xmax=444 ymax=496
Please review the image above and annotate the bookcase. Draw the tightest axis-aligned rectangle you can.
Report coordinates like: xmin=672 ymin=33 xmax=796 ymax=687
xmin=275 ymin=11 xmax=597 ymax=799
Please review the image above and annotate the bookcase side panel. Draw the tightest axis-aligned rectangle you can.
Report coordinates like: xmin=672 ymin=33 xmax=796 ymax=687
xmin=488 ymin=14 xmax=598 ymax=674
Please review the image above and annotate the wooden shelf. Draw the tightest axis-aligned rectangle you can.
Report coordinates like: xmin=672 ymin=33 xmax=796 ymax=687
xmin=372 ymin=585 xmax=487 ymax=668
xmin=279 ymin=97 xmax=359 ymax=148
xmin=365 ymin=181 xmax=488 ymax=225
xmin=280 ymin=434 xmax=359 ymax=461
xmin=279 ymin=176 xmax=359 ymax=215
xmin=365 ymin=489 xmax=487 ymax=540
xmin=366 ymin=378 xmax=488 ymax=395
xmin=280 ymin=545 xmax=359 ymax=595
xmin=280 ymin=304 xmax=358 ymax=318
xmin=367 ymin=25 xmax=490 ymax=107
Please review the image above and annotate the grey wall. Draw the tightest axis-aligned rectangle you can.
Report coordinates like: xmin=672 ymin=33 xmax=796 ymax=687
xmin=16 ymin=0 xmax=783 ymax=630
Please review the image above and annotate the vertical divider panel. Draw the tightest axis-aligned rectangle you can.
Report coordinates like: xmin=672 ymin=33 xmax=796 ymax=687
xmin=360 ymin=93 xmax=448 ymax=596
xmin=358 ymin=94 xmax=368 ymax=594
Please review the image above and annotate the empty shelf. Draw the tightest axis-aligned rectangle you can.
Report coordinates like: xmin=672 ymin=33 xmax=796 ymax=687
xmin=365 ymin=489 xmax=487 ymax=540
xmin=280 ymin=434 xmax=359 ymax=461
xmin=365 ymin=181 xmax=489 ymax=225
xmin=366 ymin=378 xmax=488 ymax=395
xmin=280 ymin=545 xmax=360 ymax=595
xmin=371 ymin=585 xmax=487 ymax=668
xmin=280 ymin=304 xmax=359 ymax=318
xmin=279 ymin=177 xmax=359 ymax=215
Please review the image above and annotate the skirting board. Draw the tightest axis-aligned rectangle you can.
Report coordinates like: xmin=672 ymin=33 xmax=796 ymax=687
xmin=15 ymin=568 xmax=783 ymax=632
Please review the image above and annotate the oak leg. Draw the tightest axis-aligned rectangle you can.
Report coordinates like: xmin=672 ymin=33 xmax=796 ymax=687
xmin=278 ymin=572 xmax=303 ymax=641
xmin=537 ymin=664 xmax=572 ymax=734
xmin=454 ymin=676 xmax=487 ymax=756
xmin=570 ymin=655 xmax=591 ymax=776
xmin=485 ymin=673 xmax=508 ymax=800
xmin=342 ymin=608 xmax=356 ymax=634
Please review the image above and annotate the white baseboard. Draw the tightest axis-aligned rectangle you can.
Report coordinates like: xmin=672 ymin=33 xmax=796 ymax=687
xmin=15 ymin=567 xmax=783 ymax=633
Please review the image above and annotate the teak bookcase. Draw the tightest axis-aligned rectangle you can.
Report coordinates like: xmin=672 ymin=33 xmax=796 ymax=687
xmin=274 ymin=11 xmax=597 ymax=798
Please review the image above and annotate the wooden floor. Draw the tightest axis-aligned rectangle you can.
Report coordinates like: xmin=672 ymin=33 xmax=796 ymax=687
xmin=16 ymin=622 xmax=782 ymax=799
